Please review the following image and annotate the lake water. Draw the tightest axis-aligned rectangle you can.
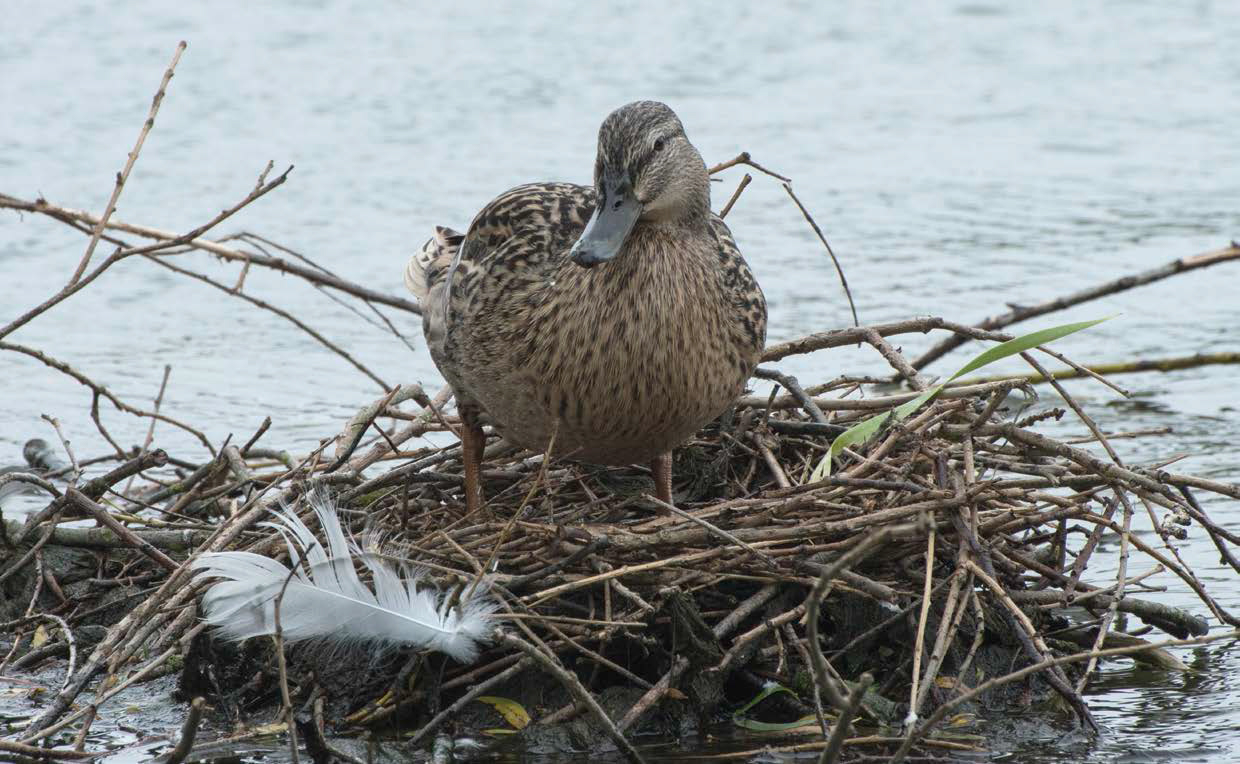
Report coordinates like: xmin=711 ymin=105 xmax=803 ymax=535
xmin=2 ymin=1 xmax=1239 ymax=761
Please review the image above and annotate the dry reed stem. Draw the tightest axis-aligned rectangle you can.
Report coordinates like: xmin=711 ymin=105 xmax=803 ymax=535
xmin=272 ymin=566 xmax=301 ymax=764
xmin=1076 ymin=490 xmax=1134 ymax=692
xmin=905 ymin=514 xmax=936 ymax=728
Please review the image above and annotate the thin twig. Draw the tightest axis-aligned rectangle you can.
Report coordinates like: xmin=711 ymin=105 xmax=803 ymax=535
xmin=70 ymin=41 xmax=187 ymax=285
xmin=498 ymin=631 xmax=647 ymax=764
xmin=905 ymin=513 xmax=935 ymax=729
xmin=164 ymin=696 xmax=206 ymax=764
xmin=781 ymin=181 xmax=859 ymax=328
xmin=719 ymin=173 xmax=752 ymax=218
xmin=908 ymin=243 xmax=1240 ymax=372
xmin=806 ymin=529 xmax=892 ymax=712
xmin=820 ymin=672 xmax=874 ymax=764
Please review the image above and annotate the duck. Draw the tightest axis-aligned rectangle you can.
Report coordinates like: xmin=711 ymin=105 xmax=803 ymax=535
xmin=405 ymin=101 xmax=766 ymax=513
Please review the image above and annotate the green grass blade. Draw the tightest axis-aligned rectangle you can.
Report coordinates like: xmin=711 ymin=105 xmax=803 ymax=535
xmin=732 ymin=681 xmax=795 ymax=717
xmin=808 ymin=317 xmax=1108 ymax=482
xmin=941 ymin=317 xmax=1110 ymax=383
xmin=808 ymin=388 xmax=938 ymax=483
xmin=732 ymin=713 xmax=820 ymax=732
xmin=731 ymin=681 xmax=818 ymax=731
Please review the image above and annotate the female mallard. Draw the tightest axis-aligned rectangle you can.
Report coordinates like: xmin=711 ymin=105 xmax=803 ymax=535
xmin=406 ymin=101 xmax=766 ymax=512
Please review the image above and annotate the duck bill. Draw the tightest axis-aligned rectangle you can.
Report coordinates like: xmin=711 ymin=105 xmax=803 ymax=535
xmin=570 ymin=176 xmax=641 ymax=267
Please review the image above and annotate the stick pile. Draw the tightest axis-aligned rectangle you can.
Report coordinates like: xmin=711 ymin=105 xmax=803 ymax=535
xmin=4 ymin=309 xmax=1240 ymax=763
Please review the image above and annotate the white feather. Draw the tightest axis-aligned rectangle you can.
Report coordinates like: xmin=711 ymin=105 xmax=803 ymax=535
xmin=191 ymin=491 xmax=496 ymax=663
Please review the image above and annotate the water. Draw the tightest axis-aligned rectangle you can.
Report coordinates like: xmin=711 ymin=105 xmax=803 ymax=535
xmin=2 ymin=1 xmax=1239 ymax=760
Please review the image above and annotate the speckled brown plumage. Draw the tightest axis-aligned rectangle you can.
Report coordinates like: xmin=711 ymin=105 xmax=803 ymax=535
xmin=407 ymin=101 xmax=766 ymax=469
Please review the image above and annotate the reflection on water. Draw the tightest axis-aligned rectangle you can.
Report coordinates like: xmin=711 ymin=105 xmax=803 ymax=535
xmin=1 ymin=1 xmax=1239 ymax=761
xmin=1009 ymin=641 xmax=1240 ymax=763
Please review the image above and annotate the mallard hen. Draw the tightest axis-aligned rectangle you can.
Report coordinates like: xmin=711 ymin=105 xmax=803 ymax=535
xmin=405 ymin=101 xmax=766 ymax=511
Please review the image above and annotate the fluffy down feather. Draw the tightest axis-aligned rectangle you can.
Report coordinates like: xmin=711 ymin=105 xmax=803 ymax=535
xmin=191 ymin=490 xmax=495 ymax=663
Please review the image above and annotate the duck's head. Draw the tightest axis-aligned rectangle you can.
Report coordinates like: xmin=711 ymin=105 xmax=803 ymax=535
xmin=570 ymin=101 xmax=710 ymax=268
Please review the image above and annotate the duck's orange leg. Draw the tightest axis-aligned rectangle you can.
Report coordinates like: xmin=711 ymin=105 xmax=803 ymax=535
xmin=460 ymin=407 xmax=486 ymax=515
xmin=651 ymin=451 xmax=674 ymax=506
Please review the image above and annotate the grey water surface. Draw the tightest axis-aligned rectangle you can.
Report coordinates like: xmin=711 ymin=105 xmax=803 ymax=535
xmin=2 ymin=1 xmax=1239 ymax=761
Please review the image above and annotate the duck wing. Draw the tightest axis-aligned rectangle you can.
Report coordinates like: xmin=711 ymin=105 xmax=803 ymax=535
xmin=412 ymin=182 xmax=595 ymax=406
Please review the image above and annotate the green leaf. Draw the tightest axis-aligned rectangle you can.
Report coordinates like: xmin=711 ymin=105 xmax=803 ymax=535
xmin=733 ymin=714 xmax=820 ymax=732
xmin=733 ymin=681 xmax=795 ymax=717
xmin=808 ymin=317 xmax=1109 ymax=482
xmin=475 ymin=695 xmax=531 ymax=730
xmin=942 ymin=318 xmax=1110 ymax=382
xmin=732 ymin=681 xmax=820 ymax=732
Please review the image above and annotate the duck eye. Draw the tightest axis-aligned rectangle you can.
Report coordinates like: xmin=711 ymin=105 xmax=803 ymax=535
xmin=653 ymin=138 xmax=665 ymax=152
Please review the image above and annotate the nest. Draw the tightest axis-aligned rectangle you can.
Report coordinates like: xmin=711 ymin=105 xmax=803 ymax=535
xmin=4 ymin=325 xmax=1239 ymax=762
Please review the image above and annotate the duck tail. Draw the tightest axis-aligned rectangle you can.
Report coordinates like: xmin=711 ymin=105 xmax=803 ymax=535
xmin=405 ymin=226 xmax=464 ymax=302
